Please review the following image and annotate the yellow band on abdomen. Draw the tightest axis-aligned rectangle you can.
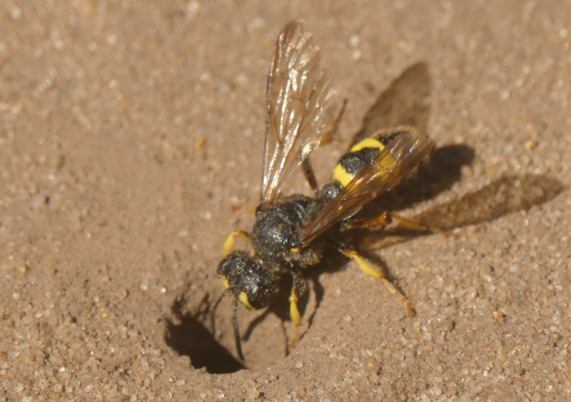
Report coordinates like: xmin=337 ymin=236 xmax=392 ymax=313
xmin=350 ymin=137 xmax=384 ymax=152
xmin=333 ymin=163 xmax=355 ymax=187
xmin=332 ymin=137 xmax=386 ymax=187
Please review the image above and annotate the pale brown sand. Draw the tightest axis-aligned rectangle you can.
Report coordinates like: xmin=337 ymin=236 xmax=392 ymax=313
xmin=1 ymin=1 xmax=569 ymax=400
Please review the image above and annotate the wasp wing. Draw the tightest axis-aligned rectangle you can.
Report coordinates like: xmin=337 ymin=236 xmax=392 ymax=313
xmin=261 ymin=20 xmax=335 ymax=202
xmin=300 ymin=127 xmax=434 ymax=246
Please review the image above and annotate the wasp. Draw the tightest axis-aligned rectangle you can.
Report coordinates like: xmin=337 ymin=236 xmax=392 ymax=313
xmin=211 ymin=20 xmax=442 ymax=361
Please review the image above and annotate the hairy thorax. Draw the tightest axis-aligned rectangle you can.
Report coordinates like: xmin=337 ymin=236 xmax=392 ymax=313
xmin=251 ymin=195 xmax=323 ymax=270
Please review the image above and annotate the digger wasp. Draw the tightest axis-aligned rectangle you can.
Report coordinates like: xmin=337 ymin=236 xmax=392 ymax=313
xmin=211 ymin=20 xmax=442 ymax=361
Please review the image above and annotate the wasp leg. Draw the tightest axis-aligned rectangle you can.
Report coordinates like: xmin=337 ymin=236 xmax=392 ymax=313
xmin=343 ymin=211 xmax=393 ymax=231
xmin=288 ymin=272 xmax=307 ymax=348
xmin=344 ymin=211 xmax=447 ymax=237
xmin=232 ymin=296 xmax=245 ymax=361
xmin=301 ymin=158 xmax=319 ymax=194
xmin=209 ymin=290 xmax=228 ymax=338
xmin=337 ymin=246 xmax=416 ymax=317
xmin=222 ymin=231 xmax=250 ymax=257
xmin=289 ymin=273 xmax=306 ymax=327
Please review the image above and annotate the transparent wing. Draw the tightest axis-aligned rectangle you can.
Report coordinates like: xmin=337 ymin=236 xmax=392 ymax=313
xmin=300 ymin=127 xmax=434 ymax=246
xmin=261 ymin=20 xmax=335 ymax=202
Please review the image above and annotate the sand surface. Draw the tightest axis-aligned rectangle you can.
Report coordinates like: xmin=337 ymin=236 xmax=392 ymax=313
xmin=1 ymin=1 xmax=570 ymax=400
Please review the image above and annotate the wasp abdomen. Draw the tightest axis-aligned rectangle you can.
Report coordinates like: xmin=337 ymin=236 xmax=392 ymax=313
xmin=333 ymin=137 xmax=385 ymax=187
xmin=331 ymin=129 xmax=408 ymax=188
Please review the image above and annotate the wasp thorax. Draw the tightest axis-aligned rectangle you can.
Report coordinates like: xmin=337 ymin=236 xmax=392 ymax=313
xmin=252 ymin=196 xmax=318 ymax=261
xmin=217 ymin=251 xmax=278 ymax=310
xmin=252 ymin=210 xmax=296 ymax=258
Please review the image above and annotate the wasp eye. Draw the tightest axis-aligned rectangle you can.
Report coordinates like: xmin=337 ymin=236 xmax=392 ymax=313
xmin=217 ymin=251 xmax=277 ymax=309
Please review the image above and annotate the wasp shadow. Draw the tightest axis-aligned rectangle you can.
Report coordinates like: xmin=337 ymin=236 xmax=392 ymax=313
xmin=355 ymin=174 xmax=564 ymax=250
xmin=164 ymin=293 xmax=245 ymax=374
xmin=352 ymin=61 xmax=432 ymax=145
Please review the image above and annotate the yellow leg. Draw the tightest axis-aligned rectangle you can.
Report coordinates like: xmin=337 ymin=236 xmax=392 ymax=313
xmin=222 ymin=231 xmax=250 ymax=257
xmin=289 ymin=288 xmax=302 ymax=327
xmin=338 ymin=247 xmax=416 ymax=317
xmin=343 ymin=211 xmax=392 ymax=231
xmin=344 ymin=211 xmax=447 ymax=237
xmin=288 ymin=273 xmax=306 ymax=348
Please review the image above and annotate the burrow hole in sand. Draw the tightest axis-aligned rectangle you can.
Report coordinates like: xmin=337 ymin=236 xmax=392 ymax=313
xmin=165 ymin=279 xmax=312 ymax=373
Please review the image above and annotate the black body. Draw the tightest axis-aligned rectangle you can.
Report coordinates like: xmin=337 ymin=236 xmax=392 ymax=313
xmin=218 ymin=194 xmax=325 ymax=308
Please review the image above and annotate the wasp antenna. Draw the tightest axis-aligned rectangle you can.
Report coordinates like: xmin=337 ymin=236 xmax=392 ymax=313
xmin=209 ymin=290 xmax=228 ymax=338
xmin=232 ymin=297 xmax=245 ymax=361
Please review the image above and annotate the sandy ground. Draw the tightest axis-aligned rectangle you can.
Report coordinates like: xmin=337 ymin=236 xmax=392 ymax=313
xmin=1 ymin=0 xmax=570 ymax=400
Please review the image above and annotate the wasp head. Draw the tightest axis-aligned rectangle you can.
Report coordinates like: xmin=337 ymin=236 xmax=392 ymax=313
xmin=217 ymin=251 xmax=278 ymax=310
